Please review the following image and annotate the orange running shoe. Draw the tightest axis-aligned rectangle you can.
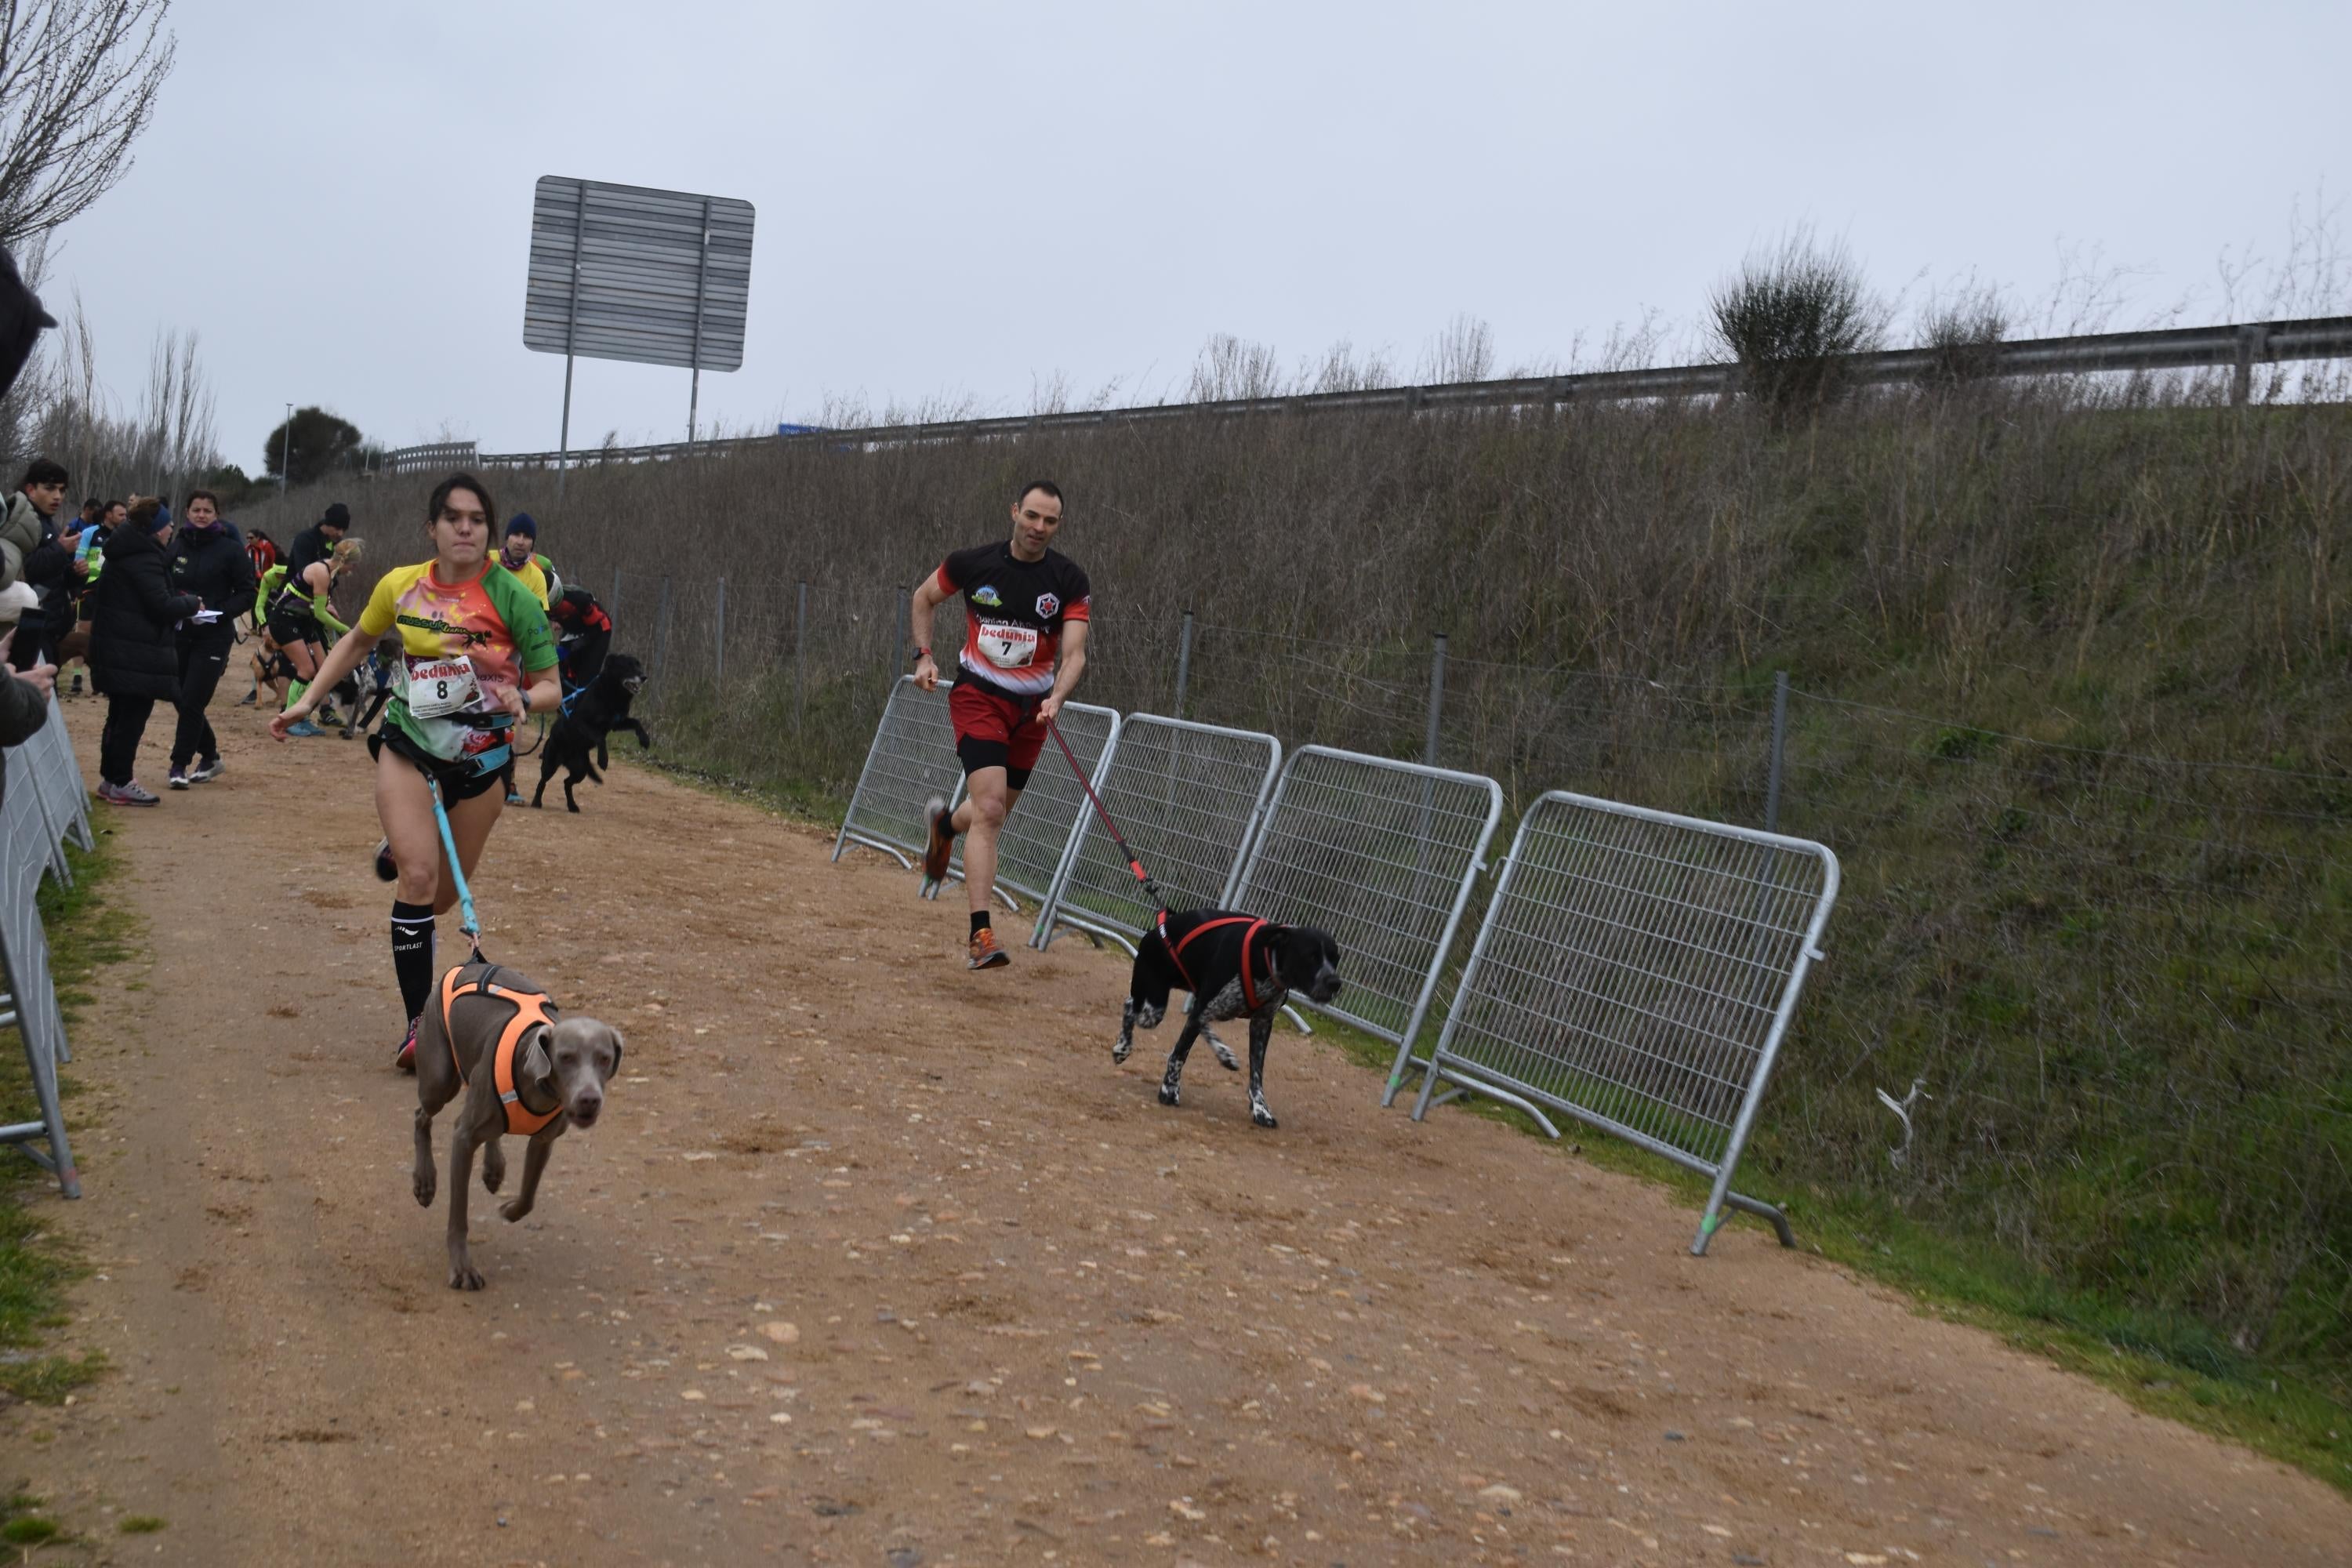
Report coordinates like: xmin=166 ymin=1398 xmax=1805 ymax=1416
xmin=921 ymin=796 xmax=955 ymax=884
xmin=967 ymin=926 xmax=1010 ymax=970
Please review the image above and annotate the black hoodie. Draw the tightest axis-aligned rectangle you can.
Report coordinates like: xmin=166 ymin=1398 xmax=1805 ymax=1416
xmin=167 ymin=521 xmax=256 ymax=644
xmin=88 ymin=521 xmax=199 ymax=700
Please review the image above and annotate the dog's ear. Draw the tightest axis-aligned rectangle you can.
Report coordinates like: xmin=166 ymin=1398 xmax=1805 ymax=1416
xmin=608 ymin=1029 xmax=624 ymax=1072
xmin=520 ymin=1026 xmax=552 ymax=1085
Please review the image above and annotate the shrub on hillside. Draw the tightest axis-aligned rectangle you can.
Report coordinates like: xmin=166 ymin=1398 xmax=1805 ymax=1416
xmin=1708 ymin=227 xmax=1889 ymax=418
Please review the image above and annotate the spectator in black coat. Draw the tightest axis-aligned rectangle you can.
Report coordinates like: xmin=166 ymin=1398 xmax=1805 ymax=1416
xmin=87 ymin=497 xmax=198 ymax=805
xmin=163 ymin=488 xmax=253 ymax=787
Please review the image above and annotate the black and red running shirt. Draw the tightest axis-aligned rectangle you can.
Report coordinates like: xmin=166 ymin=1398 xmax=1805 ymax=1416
xmin=934 ymin=542 xmax=1092 ymax=700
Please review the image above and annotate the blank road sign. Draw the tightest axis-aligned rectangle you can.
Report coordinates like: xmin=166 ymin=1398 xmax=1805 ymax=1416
xmin=524 ymin=176 xmax=754 ymax=372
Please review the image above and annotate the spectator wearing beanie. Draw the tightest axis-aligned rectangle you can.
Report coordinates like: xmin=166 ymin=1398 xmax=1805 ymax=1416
xmin=88 ymin=497 xmax=198 ymax=805
xmin=495 ymin=511 xmax=559 ymax=608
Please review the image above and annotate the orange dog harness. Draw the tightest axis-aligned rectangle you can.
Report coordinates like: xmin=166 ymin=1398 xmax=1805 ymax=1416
xmin=437 ymin=964 xmax=563 ymax=1136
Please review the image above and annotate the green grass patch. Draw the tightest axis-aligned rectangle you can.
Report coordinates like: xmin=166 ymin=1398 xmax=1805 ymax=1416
xmin=118 ymin=1515 xmax=165 ymax=1534
xmin=0 ymin=1493 xmax=60 ymax=1544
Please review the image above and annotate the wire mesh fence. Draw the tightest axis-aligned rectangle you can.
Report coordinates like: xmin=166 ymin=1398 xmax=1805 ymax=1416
xmin=931 ymin=699 xmax=1120 ymax=909
xmin=550 ymin=564 xmax=2352 ymax=1373
xmin=1229 ymin=746 xmax=1503 ymax=1065
xmin=0 ymin=743 xmax=80 ymax=1197
xmin=833 ymin=677 xmax=960 ymax=868
xmin=1034 ymin=715 xmax=1283 ymax=952
xmin=1417 ymin=790 xmax=1838 ymax=1251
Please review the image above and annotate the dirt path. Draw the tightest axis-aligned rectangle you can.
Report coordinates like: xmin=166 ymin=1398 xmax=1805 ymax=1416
xmin=4 ymin=696 xmax=2349 ymax=1566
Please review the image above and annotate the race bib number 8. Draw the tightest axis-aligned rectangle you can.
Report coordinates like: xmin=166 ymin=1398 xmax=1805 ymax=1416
xmin=977 ymin=622 xmax=1039 ymax=670
xmin=405 ymin=653 xmax=482 ymax=718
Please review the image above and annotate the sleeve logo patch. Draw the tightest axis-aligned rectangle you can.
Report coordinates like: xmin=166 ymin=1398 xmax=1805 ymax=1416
xmin=971 ymin=585 xmax=1002 ymax=607
xmin=1034 ymin=592 xmax=1061 ymax=619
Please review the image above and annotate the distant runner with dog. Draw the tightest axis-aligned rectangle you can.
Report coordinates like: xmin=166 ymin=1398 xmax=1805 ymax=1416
xmin=913 ymin=479 xmax=1090 ymax=970
xmin=270 ymin=474 xmax=559 ymax=1070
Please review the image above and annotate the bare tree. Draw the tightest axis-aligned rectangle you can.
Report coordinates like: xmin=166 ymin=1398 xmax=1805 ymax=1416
xmin=135 ymin=323 xmax=212 ymax=497
xmin=1188 ymin=334 xmax=1286 ymax=403
xmin=1418 ymin=313 xmax=1494 ymax=384
xmin=0 ymin=0 xmax=176 ymax=250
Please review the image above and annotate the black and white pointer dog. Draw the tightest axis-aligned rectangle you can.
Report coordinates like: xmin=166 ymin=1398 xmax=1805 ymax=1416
xmin=1114 ymin=909 xmax=1341 ymax=1128
xmin=533 ymin=654 xmax=650 ymax=813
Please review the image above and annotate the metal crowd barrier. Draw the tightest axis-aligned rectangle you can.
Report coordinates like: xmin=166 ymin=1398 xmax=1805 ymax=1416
xmin=1411 ymin=791 xmax=1837 ymax=1254
xmin=1033 ymin=714 xmax=1283 ymax=953
xmin=924 ymin=699 xmax=1120 ymax=912
xmin=831 ymin=677 xmax=962 ymax=870
xmin=1228 ymin=745 xmax=1501 ymax=1070
xmin=0 ymin=747 xmax=81 ymax=1197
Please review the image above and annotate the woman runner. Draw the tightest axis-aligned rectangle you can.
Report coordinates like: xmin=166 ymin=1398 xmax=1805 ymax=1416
xmin=270 ymin=474 xmax=559 ymax=1069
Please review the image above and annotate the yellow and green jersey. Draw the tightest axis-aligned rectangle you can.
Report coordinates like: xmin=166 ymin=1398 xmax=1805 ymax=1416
xmin=358 ymin=561 xmax=557 ymax=760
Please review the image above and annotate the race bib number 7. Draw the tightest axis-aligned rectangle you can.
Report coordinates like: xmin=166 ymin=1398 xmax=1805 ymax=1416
xmin=977 ymin=622 xmax=1039 ymax=670
xmin=405 ymin=653 xmax=482 ymax=718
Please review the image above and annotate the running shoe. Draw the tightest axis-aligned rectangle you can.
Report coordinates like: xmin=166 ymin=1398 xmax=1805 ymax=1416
xmin=96 ymin=779 xmax=159 ymax=807
xmin=236 ymin=688 xmax=256 ymax=706
xmin=189 ymin=756 xmax=225 ymax=783
xmin=285 ymin=719 xmax=325 ymax=738
xmin=921 ymin=796 xmax=955 ymax=884
xmin=394 ymin=1017 xmax=418 ymax=1073
xmin=967 ymin=927 xmax=1010 ymax=970
xmin=372 ymin=838 xmax=397 ymax=882
xmin=318 ymin=707 xmax=344 ymax=728
xmin=505 ymin=791 xmax=525 ymax=807
xmin=167 ymin=767 xmax=190 ymax=790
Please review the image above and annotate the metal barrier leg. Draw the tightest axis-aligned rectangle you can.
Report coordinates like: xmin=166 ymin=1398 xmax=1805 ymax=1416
xmin=1417 ymin=1076 xmax=1563 ymax=1140
xmin=1696 ymin=1191 xmax=1795 ymax=1254
xmin=0 ymin=980 xmax=78 ymax=1199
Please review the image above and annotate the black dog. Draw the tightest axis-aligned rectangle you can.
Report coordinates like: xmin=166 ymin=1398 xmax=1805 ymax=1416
xmin=1114 ymin=909 xmax=1341 ymax=1128
xmin=532 ymin=654 xmax=650 ymax=812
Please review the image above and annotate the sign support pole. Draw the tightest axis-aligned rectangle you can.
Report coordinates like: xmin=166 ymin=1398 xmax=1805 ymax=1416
xmin=555 ymin=180 xmax=586 ymax=510
xmin=686 ymin=195 xmax=712 ymax=452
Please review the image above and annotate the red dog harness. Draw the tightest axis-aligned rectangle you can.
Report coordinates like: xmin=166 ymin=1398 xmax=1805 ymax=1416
xmin=438 ymin=965 xmax=563 ymax=1136
xmin=1167 ymin=915 xmax=1272 ymax=1012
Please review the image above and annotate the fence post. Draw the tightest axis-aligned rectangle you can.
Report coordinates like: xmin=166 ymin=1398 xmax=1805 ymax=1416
xmin=794 ymin=579 xmax=809 ymax=731
xmin=1411 ymin=632 xmax=1450 ymax=898
xmin=1423 ymin=631 xmax=1449 ymax=768
xmin=1173 ymin=608 xmax=1195 ymax=719
xmin=652 ymin=575 xmax=673 ymax=695
xmin=1763 ymin=670 xmax=1789 ymax=833
xmin=713 ymin=575 xmax=727 ymax=686
xmin=891 ymin=585 xmax=908 ymax=687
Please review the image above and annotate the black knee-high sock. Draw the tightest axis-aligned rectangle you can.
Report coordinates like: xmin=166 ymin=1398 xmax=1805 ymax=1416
xmin=391 ymin=901 xmax=436 ymax=1023
xmin=970 ymin=909 xmax=990 ymax=936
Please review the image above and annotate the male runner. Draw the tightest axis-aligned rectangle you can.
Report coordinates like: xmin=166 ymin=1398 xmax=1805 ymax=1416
xmin=912 ymin=479 xmax=1090 ymax=970
xmin=267 ymin=501 xmax=350 ymax=727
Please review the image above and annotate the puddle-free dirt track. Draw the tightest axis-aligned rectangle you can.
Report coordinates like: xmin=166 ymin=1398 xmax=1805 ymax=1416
xmin=5 ymin=699 xmax=2348 ymax=1566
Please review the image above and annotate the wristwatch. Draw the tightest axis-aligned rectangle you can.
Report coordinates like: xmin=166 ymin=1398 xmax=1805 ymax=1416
xmin=910 ymin=647 xmax=930 ymax=664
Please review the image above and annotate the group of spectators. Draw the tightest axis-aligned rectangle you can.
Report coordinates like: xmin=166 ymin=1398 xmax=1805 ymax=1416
xmin=1 ymin=459 xmax=621 ymax=810
xmin=1 ymin=463 xmax=267 ymax=801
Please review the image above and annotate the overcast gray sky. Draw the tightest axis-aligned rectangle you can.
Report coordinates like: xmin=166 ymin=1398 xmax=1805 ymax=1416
xmin=36 ymin=0 xmax=2352 ymax=470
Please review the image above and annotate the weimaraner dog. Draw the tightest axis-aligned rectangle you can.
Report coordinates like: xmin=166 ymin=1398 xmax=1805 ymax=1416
xmin=411 ymin=960 xmax=623 ymax=1290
